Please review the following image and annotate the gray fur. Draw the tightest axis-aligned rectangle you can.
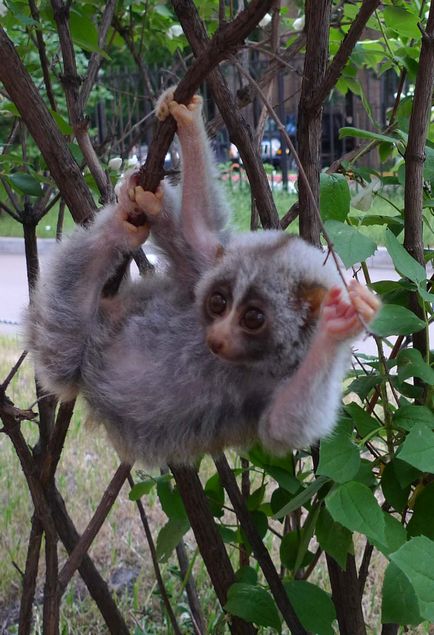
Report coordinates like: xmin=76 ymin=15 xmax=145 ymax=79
xmin=25 ymin=108 xmax=352 ymax=468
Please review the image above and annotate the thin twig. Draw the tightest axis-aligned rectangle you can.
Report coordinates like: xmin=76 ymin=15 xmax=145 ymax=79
xmin=58 ymin=462 xmax=131 ymax=593
xmin=127 ymin=473 xmax=182 ymax=635
xmin=1 ymin=350 xmax=28 ymax=393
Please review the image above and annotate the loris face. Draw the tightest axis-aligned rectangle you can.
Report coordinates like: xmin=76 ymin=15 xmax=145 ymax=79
xmin=195 ymin=231 xmax=338 ymax=369
xmin=202 ymin=280 xmax=273 ymax=363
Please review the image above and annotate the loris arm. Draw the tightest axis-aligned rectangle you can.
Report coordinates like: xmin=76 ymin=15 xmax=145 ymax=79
xmin=258 ymin=282 xmax=380 ymax=452
xmin=26 ymin=179 xmax=153 ymax=401
xmin=154 ymin=91 xmax=228 ymax=264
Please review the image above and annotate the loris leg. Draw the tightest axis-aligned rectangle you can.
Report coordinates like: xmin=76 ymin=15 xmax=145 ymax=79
xmin=259 ymin=282 xmax=381 ymax=452
xmin=157 ymin=88 xmax=227 ymax=263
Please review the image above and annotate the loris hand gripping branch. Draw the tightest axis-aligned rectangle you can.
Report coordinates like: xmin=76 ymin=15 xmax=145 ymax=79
xmin=26 ymin=90 xmax=380 ymax=467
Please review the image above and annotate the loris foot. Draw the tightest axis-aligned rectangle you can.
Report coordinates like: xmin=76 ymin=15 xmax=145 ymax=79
xmin=156 ymin=87 xmax=175 ymax=122
xmin=168 ymin=94 xmax=203 ymax=129
xmin=320 ymin=282 xmax=380 ymax=342
xmin=155 ymin=86 xmax=203 ymax=131
xmin=114 ymin=173 xmax=163 ymax=249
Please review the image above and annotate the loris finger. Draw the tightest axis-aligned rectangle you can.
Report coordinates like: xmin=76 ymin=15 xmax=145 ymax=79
xmin=349 ymin=281 xmax=381 ymax=311
xmin=134 ymin=187 xmax=163 ymax=216
xmin=350 ymin=294 xmax=378 ymax=323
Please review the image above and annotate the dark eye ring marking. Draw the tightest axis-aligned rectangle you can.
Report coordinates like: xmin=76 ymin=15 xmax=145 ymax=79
xmin=240 ymin=307 xmax=266 ymax=332
xmin=207 ymin=292 xmax=228 ymax=317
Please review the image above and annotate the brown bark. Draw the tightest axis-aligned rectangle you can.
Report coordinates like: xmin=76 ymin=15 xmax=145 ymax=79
xmin=404 ymin=1 xmax=434 ymax=362
xmin=297 ymin=0 xmax=332 ymax=246
xmin=170 ymin=464 xmax=257 ymax=635
xmin=215 ymin=456 xmax=307 ymax=635
xmin=0 ymin=27 xmax=95 ymax=223
xmin=326 ymin=555 xmax=367 ymax=635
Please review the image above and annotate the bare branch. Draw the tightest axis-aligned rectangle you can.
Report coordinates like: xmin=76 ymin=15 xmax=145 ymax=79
xmin=79 ymin=0 xmax=117 ymax=110
xmin=58 ymin=462 xmax=131 ymax=593
xmin=172 ymin=0 xmax=280 ymax=229
xmin=127 ymin=473 xmax=183 ymax=635
xmin=28 ymin=0 xmax=57 ymax=111
xmin=51 ymin=0 xmax=113 ymax=203
xmin=311 ymin=0 xmax=381 ymax=111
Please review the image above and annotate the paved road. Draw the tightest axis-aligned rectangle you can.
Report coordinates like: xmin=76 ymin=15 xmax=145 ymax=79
xmin=0 ymin=246 xmax=428 ymax=357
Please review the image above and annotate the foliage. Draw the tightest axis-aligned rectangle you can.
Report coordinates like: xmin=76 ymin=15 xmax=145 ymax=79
xmin=1 ymin=0 xmax=434 ymax=634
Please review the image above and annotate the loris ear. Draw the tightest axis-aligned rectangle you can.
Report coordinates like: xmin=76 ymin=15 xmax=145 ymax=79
xmin=298 ymin=283 xmax=327 ymax=319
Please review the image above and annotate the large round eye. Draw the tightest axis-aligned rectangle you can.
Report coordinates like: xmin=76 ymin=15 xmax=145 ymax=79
xmin=241 ymin=308 xmax=266 ymax=331
xmin=207 ymin=292 xmax=227 ymax=317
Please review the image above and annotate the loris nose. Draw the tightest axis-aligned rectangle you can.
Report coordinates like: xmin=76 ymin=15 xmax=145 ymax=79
xmin=207 ymin=336 xmax=225 ymax=355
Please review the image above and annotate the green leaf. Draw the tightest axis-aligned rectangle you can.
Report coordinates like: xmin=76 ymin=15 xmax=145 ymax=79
xmin=9 ymin=173 xmax=42 ymax=196
xmin=339 ymin=126 xmax=399 ymax=145
xmin=284 ymin=581 xmax=336 ymax=635
xmin=316 ymin=507 xmax=353 ymax=570
xmin=247 ymin=485 xmax=266 ymax=511
xmin=397 ymin=349 xmax=434 ymax=385
xmin=273 ymin=476 xmax=329 ymax=518
xmin=157 ymin=480 xmax=187 ymax=520
xmin=323 ymin=220 xmax=377 ymax=267
xmin=394 ymin=405 xmax=434 ymax=433
xmin=320 ymin=173 xmax=350 ymax=222
xmin=399 ymin=422 xmax=434 ymax=473
xmin=234 ymin=566 xmax=257 ymax=585
xmin=370 ymin=304 xmax=426 ymax=337
xmin=370 ymin=513 xmax=407 ymax=556
xmin=381 ymin=461 xmax=411 ymax=513
xmin=69 ymin=10 xmax=107 ymax=56
xmin=389 ymin=457 xmax=420 ymax=489
xmin=317 ymin=418 xmax=360 ymax=483
xmin=325 ymin=481 xmax=386 ymax=545
xmin=155 ymin=4 xmax=172 ymax=17
xmin=224 ymin=583 xmax=281 ymax=631
xmin=384 ymin=229 xmax=426 ymax=284
xmin=156 ymin=517 xmax=189 ymax=561
xmin=204 ymin=473 xmax=225 ymax=517
xmin=129 ymin=479 xmax=156 ymax=500
xmin=382 ymin=562 xmax=422 ymax=625
xmin=384 ymin=6 xmax=421 ymax=39
xmin=50 ymin=109 xmax=73 ymax=135
xmin=344 ymin=403 xmax=378 ymax=438
xmin=280 ymin=531 xmax=314 ymax=571
xmin=408 ymin=483 xmax=434 ymax=541
xmin=390 ymin=536 xmax=434 ymax=621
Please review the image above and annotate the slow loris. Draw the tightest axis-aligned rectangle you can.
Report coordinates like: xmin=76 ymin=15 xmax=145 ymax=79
xmin=25 ymin=90 xmax=380 ymax=467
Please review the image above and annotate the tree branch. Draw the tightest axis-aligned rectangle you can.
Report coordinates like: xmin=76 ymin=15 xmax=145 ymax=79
xmin=172 ymin=0 xmax=280 ymax=229
xmin=58 ymin=462 xmax=131 ymax=593
xmin=311 ymin=0 xmax=381 ymax=111
xmin=0 ymin=27 xmax=95 ymax=222
xmin=136 ymin=0 xmax=274 ymax=194
xmin=215 ymin=455 xmax=307 ymax=635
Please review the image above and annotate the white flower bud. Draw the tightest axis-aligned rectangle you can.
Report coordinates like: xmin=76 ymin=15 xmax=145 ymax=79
xmin=293 ymin=15 xmax=305 ymax=31
xmin=126 ymin=155 xmax=139 ymax=168
xmin=108 ymin=157 xmax=123 ymax=171
xmin=167 ymin=24 xmax=183 ymax=39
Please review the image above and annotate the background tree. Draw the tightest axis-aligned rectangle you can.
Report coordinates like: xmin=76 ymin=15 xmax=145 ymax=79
xmin=1 ymin=0 xmax=434 ymax=633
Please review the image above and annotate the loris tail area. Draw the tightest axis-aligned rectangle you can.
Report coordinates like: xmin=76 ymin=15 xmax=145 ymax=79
xmin=25 ymin=89 xmax=380 ymax=467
